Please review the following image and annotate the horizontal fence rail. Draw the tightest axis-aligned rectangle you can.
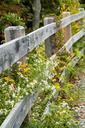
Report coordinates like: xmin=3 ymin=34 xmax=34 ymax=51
xmin=64 ymin=29 xmax=85 ymax=51
xmin=60 ymin=11 xmax=85 ymax=28
xmin=1 ymin=90 xmax=40 ymax=128
xmin=0 ymin=11 xmax=85 ymax=73
xmin=0 ymin=10 xmax=85 ymax=128
xmin=0 ymin=23 xmax=56 ymax=73
xmin=59 ymin=28 xmax=85 ymax=52
xmin=42 ymin=48 xmax=85 ymax=117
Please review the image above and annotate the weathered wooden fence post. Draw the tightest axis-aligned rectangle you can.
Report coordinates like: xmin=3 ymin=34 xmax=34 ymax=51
xmin=62 ymin=12 xmax=72 ymax=45
xmin=4 ymin=26 xmax=26 ymax=63
xmin=4 ymin=26 xmax=31 ymax=121
xmin=4 ymin=26 xmax=25 ymax=42
xmin=79 ymin=8 xmax=85 ymax=26
xmin=44 ymin=17 xmax=56 ymax=57
xmin=79 ymin=8 xmax=85 ymax=51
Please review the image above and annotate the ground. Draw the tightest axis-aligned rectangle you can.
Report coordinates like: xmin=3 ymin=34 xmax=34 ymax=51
xmin=74 ymin=58 xmax=85 ymax=128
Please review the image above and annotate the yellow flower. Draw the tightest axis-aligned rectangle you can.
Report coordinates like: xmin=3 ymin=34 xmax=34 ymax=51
xmin=18 ymin=63 xmax=29 ymax=69
xmin=55 ymin=83 xmax=61 ymax=91
xmin=69 ymin=97 xmax=74 ymax=102
xmin=23 ymin=68 xmax=30 ymax=74
xmin=18 ymin=63 xmax=31 ymax=74
xmin=4 ymin=76 xmax=15 ymax=84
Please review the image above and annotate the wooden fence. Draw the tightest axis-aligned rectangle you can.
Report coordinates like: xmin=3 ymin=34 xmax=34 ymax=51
xmin=0 ymin=9 xmax=85 ymax=128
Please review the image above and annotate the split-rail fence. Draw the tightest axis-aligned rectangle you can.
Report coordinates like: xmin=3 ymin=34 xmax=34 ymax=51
xmin=0 ymin=8 xmax=85 ymax=128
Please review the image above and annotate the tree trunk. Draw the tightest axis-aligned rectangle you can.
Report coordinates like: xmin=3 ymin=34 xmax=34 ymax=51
xmin=33 ymin=0 xmax=41 ymax=30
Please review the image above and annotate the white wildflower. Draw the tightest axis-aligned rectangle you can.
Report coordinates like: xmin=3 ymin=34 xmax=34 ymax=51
xmin=12 ymin=93 xmax=16 ymax=98
xmin=17 ymin=86 xmax=21 ymax=92
xmin=4 ymin=109 xmax=8 ymax=115
xmin=43 ymin=102 xmax=50 ymax=115
xmin=24 ymin=77 xmax=29 ymax=82
xmin=27 ymin=84 xmax=29 ymax=87
xmin=0 ymin=109 xmax=4 ymax=115
xmin=56 ymin=122 xmax=60 ymax=125
xmin=61 ymin=101 xmax=68 ymax=108
xmin=9 ymin=84 xmax=14 ymax=91
xmin=33 ymin=80 xmax=37 ymax=84
xmin=30 ymin=80 xmax=37 ymax=86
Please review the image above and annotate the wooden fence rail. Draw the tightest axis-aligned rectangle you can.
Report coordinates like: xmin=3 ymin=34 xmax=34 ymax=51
xmin=0 ymin=11 xmax=85 ymax=73
xmin=1 ymin=90 xmax=40 ymax=128
xmin=0 ymin=9 xmax=85 ymax=128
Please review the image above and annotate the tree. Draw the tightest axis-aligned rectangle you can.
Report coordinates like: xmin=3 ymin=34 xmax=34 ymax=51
xmin=21 ymin=0 xmax=60 ymax=29
xmin=33 ymin=0 xmax=41 ymax=30
xmin=80 ymin=0 xmax=85 ymax=4
xmin=41 ymin=0 xmax=60 ymax=16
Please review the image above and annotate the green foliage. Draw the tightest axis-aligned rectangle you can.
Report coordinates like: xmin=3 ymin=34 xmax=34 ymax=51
xmin=41 ymin=0 xmax=61 ymax=16
xmin=0 ymin=0 xmax=84 ymax=127
xmin=0 ymin=12 xmax=25 ymax=32
xmin=60 ymin=0 xmax=80 ymax=13
xmin=3 ymin=12 xmax=25 ymax=26
xmin=21 ymin=81 xmax=80 ymax=128
xmin=21 ymin=50 xmax=83 ymax=128
xmin=2 ymin=0 xmax=21 ymax=4
xmin=0 ymin=45 xmax=47 ymax=125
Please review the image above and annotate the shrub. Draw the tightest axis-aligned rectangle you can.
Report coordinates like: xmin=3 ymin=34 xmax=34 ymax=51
xmin=0 ymin=12 xmax=25 ymax=32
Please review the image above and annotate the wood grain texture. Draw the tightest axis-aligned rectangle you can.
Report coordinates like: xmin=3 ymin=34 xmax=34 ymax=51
xmin=59 ymin=29 xmax=85 ymax=52
xmin=4 ymin=26 xmax=27 ymax=63
xmin=41 ymin=47 xmax=85 ymax=117
xmin=0 ymin=23 xmax=56 ymax=72
xmin=4 ymin=26 xmax=25 ymax=42
xmin=44 ymin=17 xmax=56 ymax=57
xmin=0 ymin=10 xmax=85 ymax=128
xmin=60 ymin=11 xmax=85 ymax=28
xmin=0 ymin=53 xmax=57 ymax=128
xmin=65 ymin=29 xmax=85 ymax=51
xmin=1 ymin=11 xmax=85 ymax=72
xmin=1 ymin=90 xmax=40 ymax=128
xmin=62 ymin=12 xmax=72 ymax=43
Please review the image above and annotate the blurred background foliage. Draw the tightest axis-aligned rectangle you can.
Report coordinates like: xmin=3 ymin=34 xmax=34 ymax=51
xmin=0 ymin=0 xmax=83 ymax=42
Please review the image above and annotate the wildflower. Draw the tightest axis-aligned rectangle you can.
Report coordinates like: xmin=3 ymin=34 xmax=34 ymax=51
xmin=9 ymin=84 xmax=14 ymax=91
xmin=69 ymin=97 xmax=74 ymax=102
xmin=0 ymin=109 xmax=4 ymax=115
xmin=4 ymin=76 xmax=15 ymax=84
xmin=43 ymin=102 xmax=50 ymax=115
xmin=12 ymin=93 xmax=16 ymax=98
xmin=61 ymin=101 xmax=68 ymax=108
xmin=16 ymin=86 xmax=21 ymax=93
xmin=55 ymin=83 xmax=61 ymax=91
xmin=55 ymin=122 xmax=60 ymax=125
xmin=18 ymin=63 xmax=31 ymax=74
xmin=30 ymin=80 xmax=37 ymax=86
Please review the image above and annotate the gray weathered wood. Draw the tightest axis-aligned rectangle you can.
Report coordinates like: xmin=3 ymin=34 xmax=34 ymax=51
xmin=44 ymin=17 xmax=56 ymax=57
xmin=0 ymin=10 xmax=85 ymax=128
xmin=65 ymin=28 xmax=85 ymax=51
xmin=0 ymin=23 xmax=56 ymax=73
xmin=0 ymin=53 xmax=57 ymax=128
xmin=79 ymin=8 xmax=85 ymax=27
xmin=42 ymin=48 xmax=85 ymax=116
xmin=4 ymin=26 xmax=25 ymax=42
xmin=4 ymin=26 xmax=26 ymax=63
xmin=60 ymin=11 xmax=85 ymax=28
xmin=0 ymin=11 xmax=85 ymax=72
xmin=59 ymin=29 xmax=85 ymax=52
xmin=1 ymin=90 xmax=40 ymax=128
xmin=62 ymin=12 xmax=72 ymax=44
xmin=33 ymin=0 xmax=41 ymax=30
